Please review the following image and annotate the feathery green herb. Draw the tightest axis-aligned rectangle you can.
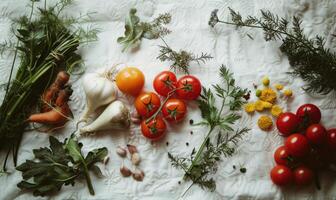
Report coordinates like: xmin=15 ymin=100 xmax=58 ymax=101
xmin=16 ymin=134 xmax=108 ymax=196
xmin=0 ymin=0 xmax=98 ymax=170
xmin=209 ymin=8 xmax=336 ymax=95
xmin=157 ymin=39 xmax=213 ymax=74
xmin=117 ymin=8 xmax=171 ymax=52
xmin=168 ymin=65 xmax=249 ymax=192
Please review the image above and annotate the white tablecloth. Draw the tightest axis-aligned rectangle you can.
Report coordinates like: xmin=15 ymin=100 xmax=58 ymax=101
xmin=1 ymin=0 xmax=336 ymax=199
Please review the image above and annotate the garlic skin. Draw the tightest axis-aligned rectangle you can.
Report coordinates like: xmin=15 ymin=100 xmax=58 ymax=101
xmin=120 ymin=166 xmax=132 ymax=177
xmin=80 ymin=70 xmax=117 ymax=122
xmin=80 ymin=100 xmax=130 ymax=134
xmin=132 ymin=169 xmax=144 ymax=181
xmin=131 ymin=153 xmax=141 ymax=165
xmin=116 ymin=146 xmax=127 ymax=157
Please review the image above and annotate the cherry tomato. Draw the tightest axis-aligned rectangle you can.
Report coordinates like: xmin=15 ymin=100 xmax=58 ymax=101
xmin=327 ymin=129 xmax=336 ymax=150
xmin=293 ymin=166 xmax=314 ymax=185
xmin=305 ymin=124 xmax=326 ymax=145
xmin=296 ymin=104 xmax=321 ymax=125
xmin=276 ymin=112 xmax=301 ymax=136
xmin=304 ymin=147 xmax=329 ymax=170
xmin=153 ymin=71 xmax=177 ymax=96
xmin=141 ymin=117 xmax=167 ymax=140
xmin=176 ymin=75 xmax=201 ymax=100
xmin=270 ymin=165 xmax=293 ymax=186
xmin=285 ymin=134 xmax=310 ymax=157
xmin=115 ymin=67 xmax=145 ymax=96
xmin=274 ymin=146 xmax=290 ymax=166
xmin=135 ymin=92 xmax=161 ymax=118
xmin=162 ymin=99 xmax=187 ymax=123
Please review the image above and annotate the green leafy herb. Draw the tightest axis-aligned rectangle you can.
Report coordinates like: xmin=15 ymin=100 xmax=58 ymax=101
xmin=0 ymin=0 xmax=97 ymax=170
xmin=168 ymin=65 xmax=249 ymax=192
xmin=209 ymin=8 xmax=336 ymax=95
xmin=16 ymin=134 xmax=108 ymax=196
xmin=157 ymin=39 xmax=213 ymax=74
xmin=117 ymin=8 xmax=171 ymax=52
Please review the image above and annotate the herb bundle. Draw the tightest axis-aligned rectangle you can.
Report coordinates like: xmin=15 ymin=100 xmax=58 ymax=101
xmin=209 ymin=8 xmax=336 ymax=95
xmin=117 ymin=8 xmax=171 ymax=52
xmin=168 ymin=65 xmax=249 ymax=191
xmin=157 ymin=39 xmax=213 ymax=74
xmin=16 ymin=134 xmax=108 ymax=196
xmin=0 ymin=0 xmax=96 ymax=169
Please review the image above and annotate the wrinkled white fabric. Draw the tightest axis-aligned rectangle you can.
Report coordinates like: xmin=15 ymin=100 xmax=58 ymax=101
xmin=0 ymin=0 xmax=336 ymax=199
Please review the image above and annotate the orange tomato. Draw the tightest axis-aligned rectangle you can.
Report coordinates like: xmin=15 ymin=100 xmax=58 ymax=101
xmin=115 ymin=67 xmax=145 ymax=96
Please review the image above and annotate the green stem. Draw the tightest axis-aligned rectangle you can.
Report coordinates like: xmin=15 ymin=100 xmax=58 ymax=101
xmin=82 ymin=162 xmax=95 ymax=195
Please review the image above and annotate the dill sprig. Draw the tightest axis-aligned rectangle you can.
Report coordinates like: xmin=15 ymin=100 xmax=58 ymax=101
xmin=209 ymin=8 xmax=336 ymax=95
xmin=168 ymin=65 xmax=249 ymax=192
xmin=157 ymin=38 xmax=213 ymax=74
xmin=0 ymin=0 xmax=97 ymax=170
xmin=117 ymin=8 xmax=171 ymax=52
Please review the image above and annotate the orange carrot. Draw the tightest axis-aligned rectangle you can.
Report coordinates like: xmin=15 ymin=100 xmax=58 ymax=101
xmin=55 ymin=87 xmax=73 ymax=107
xmin=28 ymin=104 xmax=71 ymax=125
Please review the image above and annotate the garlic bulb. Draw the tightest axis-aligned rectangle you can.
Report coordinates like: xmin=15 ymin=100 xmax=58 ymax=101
xmin=80 ymin=68 xmax=117 ymax=122
xmin=80 ymin=100 xmax=130 ymax=134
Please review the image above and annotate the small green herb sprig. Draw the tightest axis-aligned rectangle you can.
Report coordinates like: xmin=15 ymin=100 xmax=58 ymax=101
xmin=16 ymin=135 xmax=108 ymax=196
xmin=209 ymin=8 xmax=336 ymax=95
xmin=157 ymin=39 xmax=213 ymax=74
xmin=168 ymin=65 xmax=249 ymax=192
xmin=117 ymin=8 xmax=171 ymax=52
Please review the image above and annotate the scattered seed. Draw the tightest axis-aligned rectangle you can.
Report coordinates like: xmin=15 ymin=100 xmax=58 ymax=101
xmin=166 ymin=142 xmax=169 ymax=146
xmin=190 ymin=131 xmax=193 ymax=135
xmin=178 ymin=181 xmax=181 ymax=184
xmin=240 ymin=167 xmax=247 ymax=173
xmin=189 ymin=119 xmax=194 ymax=125
xmin=186 ymin=142 xmax=189 ymax=146
xmin=233 ymin=165 xmax=236 ymax=169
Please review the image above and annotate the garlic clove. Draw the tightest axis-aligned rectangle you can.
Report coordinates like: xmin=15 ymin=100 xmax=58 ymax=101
xmin=116 ymin=146 xmax=127 ymax=157
xmin=120 ymin=166 xmax=132 ymax=177
xmin=127 ymin=144 xmax=138 ymax=154
xmin=131 ymin=153 xmax=141 ymax=166
xmin=103 ymin=156 xmax=110 ymax=165
xmin=132 ymin=169 xmax=144 ymax=182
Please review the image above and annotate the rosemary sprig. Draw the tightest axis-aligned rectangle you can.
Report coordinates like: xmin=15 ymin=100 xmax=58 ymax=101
xmin=168 ymin=65 xmax=249 ymax=192
xmin=157 ymin=38 xmax=213 ymax=74
xmin=0 ymin=0 xmax=97 ymax=170
xmin=117 ymin=8 xmax=171 ymax=52
xmin=209 ymin=8 xmax=336 ymax=95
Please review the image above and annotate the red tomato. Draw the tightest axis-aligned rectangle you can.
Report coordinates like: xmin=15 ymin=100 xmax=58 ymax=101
xmin=305 ymin=124 xmax=326 ymax=145
xmin=135 ymin=92 xmax=161 ymax=118
xmin=270 ymin=165 xmax=293 ymax=186
xmin=285 ymin=134 xmax=310 ymax=157
xmin=153 ymin=71 xmax=177 ymax=96
xmin=176 ymin=75 xmax=201 ymax=100
xmin=293 ymin=166 xmax=314 ymax=185
xmin=162 ymin=99 xmax=187 ymax=123
xmin=327 ymin=129 xmax=336 ymax=150
xmin=304 ymin=147 xmax=329 ymax=170
xmin=296 ymin=104 xmax=321 ymax=125
xmin=276 ymin=112 xmax=301 ymax=136
xmin=274 ymin=146 xmax=290 ymax=166
xmin=141 ymin=117 xmax=167 ymax=141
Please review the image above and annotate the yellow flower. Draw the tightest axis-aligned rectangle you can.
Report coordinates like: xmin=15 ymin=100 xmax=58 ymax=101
xmin=284 ymin=89 xmax=293 ymax=97
xmin=262 ymin=101 xmax=273 ymax=109
xmin=244 ymin=103 xmax=255 ymax=113
xmin=258 ymin=115 xmax=273 ymax=131
xmin=274 ymin=84 xmax=284 ymax=91
xmin=255 ymin=100 xmax=265 ymax=111
xmin=260 ymin=88 xmax=277 ymax=103
xmin=262 ymin=76 xmax=270 ymax=86
xmin=271 ymin=105 xmax=283 ymax=117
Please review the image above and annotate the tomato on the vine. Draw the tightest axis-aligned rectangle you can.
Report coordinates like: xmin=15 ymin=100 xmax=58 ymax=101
xmin=153 ymin=71 xmax=177 ymax=97
xmin=135 ymin=92 xmax=161 ymax=118
xmin=162 ymin=99 xmax=187 ymax=123
xmin=296 ymin=104 xmax=321 ymax=125
xmin=276 ymin=112 xmax=301 ymax=136
xmin=293 ymin=166 xmax=314 ymax=185
xmin=285 ymin=134 xmax=310 ymax=157
xmin=305 ymin=124 xmax=326 ymax=145
xmin=327 ymin=129 xmax=336 ymax=150
xmin=274 ymin=146 xmax=291 ymax=166
xmin=270 ymin=165 xmax=293 ymax=186
xmin=176 ymin=75 xmax=201 ymax=100
xmin=141 ymin=117 xmax=167 ymax=140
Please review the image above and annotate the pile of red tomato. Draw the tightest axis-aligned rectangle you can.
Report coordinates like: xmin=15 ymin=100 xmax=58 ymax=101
xmin=134 ymin=71 xmax=201 ymax=141
xmin=271 ymin=104 xmax=336 ymax=187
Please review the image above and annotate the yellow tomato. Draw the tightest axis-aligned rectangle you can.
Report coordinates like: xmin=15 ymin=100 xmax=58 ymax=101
xmin=115 ymin=67 xmax=145 ymax=96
